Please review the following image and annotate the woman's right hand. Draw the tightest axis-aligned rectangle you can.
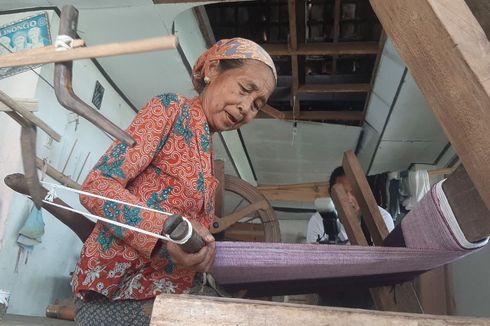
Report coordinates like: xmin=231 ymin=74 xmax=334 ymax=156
xmin=166 ymin=221 xmax=216 ymax=272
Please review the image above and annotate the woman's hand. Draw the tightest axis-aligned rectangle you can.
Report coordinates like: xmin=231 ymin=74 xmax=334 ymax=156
xmin=167 ymin=221 xmax=216 ymax=272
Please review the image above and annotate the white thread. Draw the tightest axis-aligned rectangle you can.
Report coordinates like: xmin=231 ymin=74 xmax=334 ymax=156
xmin=55 ymin=35 xmax=74 ymax=51
xmin=40 ymin=181 xmax=172 ymax=216
xmin=38 ymin=181 xmax=195 ymax=245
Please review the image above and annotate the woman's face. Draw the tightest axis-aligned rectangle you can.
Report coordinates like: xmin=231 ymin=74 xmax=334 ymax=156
xmin=201 ymin=60 xmax=275 ymax=132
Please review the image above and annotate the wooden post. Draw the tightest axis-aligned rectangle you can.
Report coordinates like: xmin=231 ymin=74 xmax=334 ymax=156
xmin=342 ymin=150 xmax=388 ymax=245
xmin=369 ymin=0 xmax=490 ymax=213
xmin=150 ymin=295 xmax=488 ymax=326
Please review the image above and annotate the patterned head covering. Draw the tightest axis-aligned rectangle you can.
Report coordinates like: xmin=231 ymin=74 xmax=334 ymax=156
xmin=192 ymin=37 xmax=277 ymax=93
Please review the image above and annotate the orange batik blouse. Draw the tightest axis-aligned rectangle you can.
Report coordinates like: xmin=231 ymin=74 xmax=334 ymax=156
xmin=71 ymin=94 xmax=218 ymax=300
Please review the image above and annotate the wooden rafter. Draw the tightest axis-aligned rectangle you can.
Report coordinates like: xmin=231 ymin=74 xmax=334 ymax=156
xmin=299 ymin=83 xmax=371 ymax=93
xmin=257 ymin=110 xmax=363 ymax=121
xmin=257 ymin=181 xmax=329 ymax=203
xmin=262 ymin=42 xmax=379 ymax=56
xmin=288 ymin=0 xmax=300 ymax=118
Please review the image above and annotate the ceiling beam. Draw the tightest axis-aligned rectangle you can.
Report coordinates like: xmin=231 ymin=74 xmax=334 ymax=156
xmin=299 ymin=83 xmax=371 ymax=93
xmin=256 ymin=110 xmax=364 ymax=121
xmin=262 ymin=42 xmax=379 ymax=56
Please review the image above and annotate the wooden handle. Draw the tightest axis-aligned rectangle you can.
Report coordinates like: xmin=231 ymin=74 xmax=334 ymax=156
xmin=163 ymin=215 xmax=205 ymax=253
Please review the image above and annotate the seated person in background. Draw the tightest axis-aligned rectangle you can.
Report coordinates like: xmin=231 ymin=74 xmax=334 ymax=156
xmin=306 ymin=166 xmax=394 ymax=245
xmin=306 ymin=197 xmax=348 ymax=244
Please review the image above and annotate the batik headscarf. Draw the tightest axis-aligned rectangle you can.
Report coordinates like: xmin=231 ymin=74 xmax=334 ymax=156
xmin=192 ymin=37 xmax=277 ymax=93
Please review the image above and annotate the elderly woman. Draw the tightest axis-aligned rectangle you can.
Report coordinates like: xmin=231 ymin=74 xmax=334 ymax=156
xmin=72 ymin=38 xmax=276 ymax=325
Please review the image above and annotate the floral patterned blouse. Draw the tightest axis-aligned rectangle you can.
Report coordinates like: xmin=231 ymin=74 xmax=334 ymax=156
xmin=71 ymin=94 xmax=218 ymax=301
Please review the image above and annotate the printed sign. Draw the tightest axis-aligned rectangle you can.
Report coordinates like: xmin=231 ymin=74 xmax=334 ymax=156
xmin=0 ymin=12 xmax=52 ymax=79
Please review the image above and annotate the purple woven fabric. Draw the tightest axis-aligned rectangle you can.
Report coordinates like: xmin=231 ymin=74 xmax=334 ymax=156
xmin=210 ymin=183 xmax=483 ymax=286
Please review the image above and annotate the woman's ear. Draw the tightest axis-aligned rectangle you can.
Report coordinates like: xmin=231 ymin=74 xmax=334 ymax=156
xmin=203 ymin=59 xmax=220 ymax=83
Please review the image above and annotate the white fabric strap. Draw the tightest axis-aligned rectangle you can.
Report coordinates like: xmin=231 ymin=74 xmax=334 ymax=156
xmin=55 ymin=35 xmax=74 ymax=51
xmin=435 ymin=180 xmax=489 ymax=249
xmin=39 ymin=182 xmax=194 ymax=245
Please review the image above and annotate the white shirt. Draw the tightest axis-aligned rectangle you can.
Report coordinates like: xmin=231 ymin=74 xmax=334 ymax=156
xmin=306 ymin=206 xmax=395 ymax=244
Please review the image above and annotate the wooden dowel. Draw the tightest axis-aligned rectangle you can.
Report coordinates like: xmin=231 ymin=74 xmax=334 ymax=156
xmin=0 ymin=90 xmax=61 ymax=141
xmin=0 ymin=35 xmax=178 ymax=69
xmin=35 ymin=157 xmax=82 ymax=190
xmin=0 ymin=98 xmax=38 ymax=112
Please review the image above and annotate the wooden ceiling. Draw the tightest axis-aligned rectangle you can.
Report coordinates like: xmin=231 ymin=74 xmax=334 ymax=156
xmin=203 ymin=0 xmax=385 ymax=125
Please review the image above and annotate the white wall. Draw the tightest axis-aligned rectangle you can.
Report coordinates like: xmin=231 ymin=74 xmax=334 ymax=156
xmin=0 ymin=10 xmax=135 ymax=316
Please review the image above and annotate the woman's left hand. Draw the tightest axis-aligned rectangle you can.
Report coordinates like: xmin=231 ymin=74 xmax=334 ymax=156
xmin=167 ymin=221 xmax=216 ymax=272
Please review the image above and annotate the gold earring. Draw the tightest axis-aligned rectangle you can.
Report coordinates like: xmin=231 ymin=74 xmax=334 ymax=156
xmin=204 ymin=76 xmax=210 ymax=84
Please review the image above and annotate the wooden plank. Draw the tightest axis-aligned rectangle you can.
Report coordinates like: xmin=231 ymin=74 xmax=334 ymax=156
xmin=291 ymin=55 xmax=300 ymax=118
xmin=256 ymin=110 xmax=364 ymax=121
xmin=0 ymin=90 xmax=61 ymax=141
xmin=257 ymin=181 xmax=329 ymax=203
xmin=0 ymin=98 xmax=38 ymax=112
xmin=262 ymin=104 xmax=286 ymax=120
xmin=370 ymin=0 xmax=490 ymax=213
xmin=223 ymin=222 xmax=265 ymax=242
xmin=442 ymin=165 xmax=490 ymax=242
xmin=299 ymin=83 xmax=371 ymax=93
xmin=342 ymin=150 xmax=389 ymax=245
xmin=288 ymin=0 xmax=298 ymax=50
xmin=331 ymin=183 xmax=367 ymax=246
xmin=0 ymin=35 xmax=177 ymax=69
xmin=262 ymin=42 xmax=379 ymax=55
xmin=150 ymin=294 xmax=489 ymax=325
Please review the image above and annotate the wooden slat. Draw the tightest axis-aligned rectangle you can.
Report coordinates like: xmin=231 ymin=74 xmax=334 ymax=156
xmin=331 ymin=184 xmax=367 ymax=246
xmin=0 ymin=91 xmax=61 ymax=141
xmin=370 ymin=0 xmax=490 ymax=213
xmin=334 ymin=152 xmax=422 ymax=313
xmin=150 ymin=295 xmax=487 ymax=325
xmin=291 ymin=55 xmax=300 ymax=117
xmin=262 ymin=42 xmax=379 ymax=56
xmin=299 ymin=83 xmax=371 ymax=93
xmin=343 ymin=150 xmax=389 ymax=245
xmin=258 ymin=181 xmax=329 ymax=203
xmin=256 ymin=110 xmax=364 ymax=121
xmin=0 ymin=36 xmax=177 ymax=69
xmin=0 ymin=98 xmax=38 ymax=112
xmin=262 ymin=104 xmax=286 ymax=119
xmin=223 ymin=222 xmax=265 ymax=242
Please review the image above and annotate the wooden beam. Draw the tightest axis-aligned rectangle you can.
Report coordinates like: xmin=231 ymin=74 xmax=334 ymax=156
xmin=288 ymin=0 xmax=300 ymax=118
xmin=332 ymin=0 xmax=342 ymax=74
xmin=370 ymin=0 xmax=490 ymax=212
xmin=261 ymin=104 xmax=286 ymax=119
xmin=257 ymin=181 xmax=329 ymax=203
xmin=0 ymin=98 xmax=38 ymax=112
xmin=331 ymin=184 xmax=367 ymax=245
xmin=150 ymin=295 xmax=487 ymax=325
xmin=256 ymin=110 xmax=364 ymax=121
xmin=0 ymin=36 xmax=177 ymax=69
xmin=299 ymin=83 xmax=371 ymax=93
xmin=0 ymin=91 xmax=61 ymax=141
xmin=262 ymin=42 xmax=379 ymax=56
xmin=334 ymin=152 xmax=422 ymax=313
xmin=342 ymin=150 xmax=389 ymax=245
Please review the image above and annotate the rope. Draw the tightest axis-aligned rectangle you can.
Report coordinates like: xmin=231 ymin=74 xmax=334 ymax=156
xmin=55 ymin=35 xmax=74 ymax=51
xmin=38 ymin=181 xmax=193 ymax=245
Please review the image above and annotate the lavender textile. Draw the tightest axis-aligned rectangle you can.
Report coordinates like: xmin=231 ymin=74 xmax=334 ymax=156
xmin=210 ymin=181 xmax=487 ymax=286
